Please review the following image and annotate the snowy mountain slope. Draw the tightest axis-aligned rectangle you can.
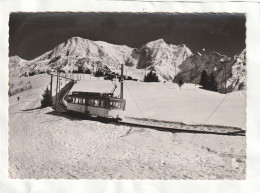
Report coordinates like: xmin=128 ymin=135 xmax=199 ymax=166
xmin=226 ymin=49 xmax=246 ymax=91
xmin=95 ymin=40 xmax=136 ymax=66
xmin=137 ymin=39 xmax=193 ymax=81
xmin=173 ymin=49 xmax=246 ymax=92
xmin=9 ymin=37 xmax=192 ymax=81
xmin=9 ymin=37 xmax=136 ymax=77
xmin=9 ymin=55 xmax=30 ymax=77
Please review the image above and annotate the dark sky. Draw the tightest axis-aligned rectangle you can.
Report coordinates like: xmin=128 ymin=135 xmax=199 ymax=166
xmin=9 ymin=12 xmax=246 ymax=60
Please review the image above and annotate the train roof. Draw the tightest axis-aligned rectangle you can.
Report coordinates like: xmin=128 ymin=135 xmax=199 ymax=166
xmin=69 ymin=91 xmax=125 ymax=101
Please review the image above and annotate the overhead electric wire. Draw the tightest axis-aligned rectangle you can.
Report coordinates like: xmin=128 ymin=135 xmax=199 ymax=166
xmin=203 ymin=61 xmax=230 ymax=125
xmin=124 ymin=82 xmax=145 ymax=118
xmin=203 ymin=93 xmax=229 ymax=126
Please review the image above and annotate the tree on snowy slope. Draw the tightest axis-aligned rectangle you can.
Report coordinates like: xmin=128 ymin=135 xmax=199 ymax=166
xmin=95 ymin=70 xmax=104 ymax=77
xmin=144 ymin=71 xmax=159 ymax=82
xmin=199 ymin=70 xmax=218 ymax=92
xmin=199 ymin=69 xmax=210 ymax=89
xmin=41 ymin=86 xmax=52 ymax=108
xmin=178 ymin=78 xmax=184 ymax=90
xmin=209 ymin=72 xmax=218 ymax=92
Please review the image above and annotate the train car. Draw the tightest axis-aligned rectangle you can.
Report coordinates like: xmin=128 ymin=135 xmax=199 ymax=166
xmin=66 ymin=91 xmax=126 ymax=120
xmin=66 ymin=64 xmax=126 ymax=120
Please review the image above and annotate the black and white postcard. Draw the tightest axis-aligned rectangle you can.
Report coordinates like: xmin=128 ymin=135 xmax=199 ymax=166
xmin=8 ymin=12 xmax=246 ymax=180
xmin=1 ymin=1 xmax=260 ymax=193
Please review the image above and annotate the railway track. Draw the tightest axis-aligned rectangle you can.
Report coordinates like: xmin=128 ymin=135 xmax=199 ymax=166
xmin=53 ymin=80 xmax=75 ymax=112
xmin=53 ymin=80 xmax=245 ymax=137
xmin=118 ymin=118 xmax=245 ymax=136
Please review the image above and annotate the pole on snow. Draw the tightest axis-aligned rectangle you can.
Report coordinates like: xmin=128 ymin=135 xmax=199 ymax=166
xmin=50 ymin=74 xmax=53 ymax=98
xmin=120 ymin=64 xmax=124 ymax=99
xmin=224 ymin=64 xmax=227 ymax=94
xmin=55 ymin=70 xmax=58 ymax=110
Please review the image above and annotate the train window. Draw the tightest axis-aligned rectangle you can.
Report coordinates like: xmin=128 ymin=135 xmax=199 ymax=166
xmin=109 ymin=100 xmax=125 ymax=109
xmin=122 ymin=102 xmax=125 ymax=109
xmin=94 ymin=100 xmax=99 ymax=106
xmin=79 ymin=98 xmax=83 ymax=104
xmin=100 ymin=100 xmax=106 ymax=107
xmin=82 ymin=99 xmax=85 ymax=104
xmin=110 ymin=101 xmax=118 ymax=109
xmin=118 ymin=102 xmax=122 ymax=108
xmin=110 ymin=101 xmax=113 ymax=108
xmin=88 ymin=99 xmax=93 ymax=106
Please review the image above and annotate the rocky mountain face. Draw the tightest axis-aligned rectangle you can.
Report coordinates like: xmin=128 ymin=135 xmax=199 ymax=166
xmin=135 ymin=39 xmax=192 ymax=80
xmin=9 ymin=55 xmax=28 ymax=76
xmin=173 ymin=49 xmax=246 ymax=93
xmin=9 ymin=37 xmax=192 ymax=81
xmin=226 ymin=49 xmax=246 ymax=92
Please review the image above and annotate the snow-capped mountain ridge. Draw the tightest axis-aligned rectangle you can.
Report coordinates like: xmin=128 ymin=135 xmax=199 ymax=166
xmin=174 ymin=49 xmax=246 ymax=93
xmin=137 ymin=38 xmax=193 ymax=80
xmin=9 ymin=36 xmax=246 ymax=92
xmin=9 ymin=37 xmax=192 ymax=80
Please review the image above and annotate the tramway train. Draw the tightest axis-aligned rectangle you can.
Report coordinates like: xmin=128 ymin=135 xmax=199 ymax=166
xmin=66 ymin=91 xmax=126 ymax=120
xmin=66 ymin=64 xmax=126 ymax=120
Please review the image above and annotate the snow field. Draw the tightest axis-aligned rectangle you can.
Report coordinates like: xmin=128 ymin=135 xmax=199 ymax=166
xmin=9 ymin=107 xmax=245 ymax=179
xmin=8 ymin=74 xmax=246 ymax=179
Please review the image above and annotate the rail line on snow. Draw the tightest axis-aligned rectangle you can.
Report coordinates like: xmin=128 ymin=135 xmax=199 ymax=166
xmin=53 ymin=80 xmax=75 ymax=112
xmin=118 ymin=118 xmax=245 ymax=136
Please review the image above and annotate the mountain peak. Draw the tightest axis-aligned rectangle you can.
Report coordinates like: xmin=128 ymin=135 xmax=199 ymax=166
xmin=69 ymin=36 xmax=85 ymax=41
xmin=10 ymin=55 xmax=21 ymax=59
xmin=154 ymin=38 xmax=166 ymax=44
xmin=178 ymin=44 xmax=188 ymax=48
xmin=10 ymin=55 xmax=26 ymax=62
xmin=144 ymin=39 xmax=167 ymax=48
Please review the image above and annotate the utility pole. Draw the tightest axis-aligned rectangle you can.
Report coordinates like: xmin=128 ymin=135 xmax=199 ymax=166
xmin=225 ymin=65 xmax=227 ymax=94
xmin=145 ymin=63 xmax=147 ymax=77
xmin=50 ymin=75 xmax=53 ymax=98
xmin=223 ymin=63 xmax=227 ymax=94
xmin=220 ymin=59 xmax=226 ymax=94
xmin=221 ymin=74 xmax=223 ymax=93
xmin=56 ymin=70 xmax=58 ymax=110
xmin=58 ymin=71 xmax=60 ymax=92
xmin=120 ymin=64 xmax=124 ymax=99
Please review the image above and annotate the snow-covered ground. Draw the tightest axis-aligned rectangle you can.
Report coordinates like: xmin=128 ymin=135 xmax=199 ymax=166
xmin=8 ymin=74 xmax=246 ymax=179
